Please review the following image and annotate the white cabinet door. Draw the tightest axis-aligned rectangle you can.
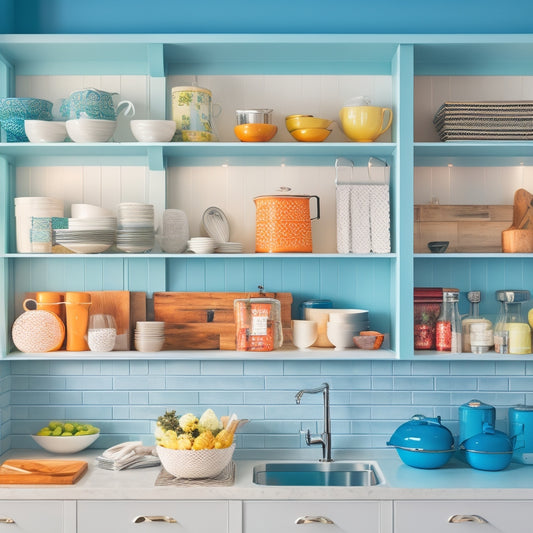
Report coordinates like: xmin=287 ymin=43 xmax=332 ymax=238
xmin=0 ymin=501 xmax=65 ymax=532
xmin=78 ymin=500 xmax=228 ymax=533
xmin=394 ymin=501 xmax=532 ymax=533
xmin=243 ymin=500 xmax=390 ymax=533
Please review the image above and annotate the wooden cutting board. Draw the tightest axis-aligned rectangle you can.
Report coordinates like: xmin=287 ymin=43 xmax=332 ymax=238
xmin=153 ymin=291 xmax=293 ymax=350
xmin=0 ymin=459 xmax=88 ymax=484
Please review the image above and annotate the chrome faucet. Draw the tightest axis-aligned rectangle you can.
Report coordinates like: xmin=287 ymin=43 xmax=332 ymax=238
xmin=295 ymin=382 xmax=332 ymax=462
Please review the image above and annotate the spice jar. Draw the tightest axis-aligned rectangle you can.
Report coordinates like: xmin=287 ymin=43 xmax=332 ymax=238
xmin=234 ymin=298 xmax=283 ymax=352
xmin=461 ymin=290 xmax=493 ymax=353
xmin=436 ymin=289 xmax=462 ymax=353
xmin=413 ymin=287 xmax=443 ymax=350
xmin=494 ymin=290 xmax=531 ymax=355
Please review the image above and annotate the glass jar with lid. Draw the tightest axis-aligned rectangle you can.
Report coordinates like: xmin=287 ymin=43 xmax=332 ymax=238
xmin=436 ymin=289 xmax=462 ymax=353
xmin=494 ymin=290 xmax=531 ymax=355
xmin=461 ymin=290 xmax=493 ymax=353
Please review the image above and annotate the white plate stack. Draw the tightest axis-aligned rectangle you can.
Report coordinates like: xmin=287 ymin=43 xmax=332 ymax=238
xmin=54 ymin=217 xmax=117 ymax=254
xmin=187 ymin=236 xmax=217 ymax=254
xmin=116 ymin=203 xmax=155 ymax=253
xmin=202 ymin=206 xmax=243 ymax=253
xmin=134 ymin=321 xmax=165 ymax=352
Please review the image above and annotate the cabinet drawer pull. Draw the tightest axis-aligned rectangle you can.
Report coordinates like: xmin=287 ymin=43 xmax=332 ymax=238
xmin=133 ymin=515 xmax=177 ymax=524
xmin=295 ymin=516 xmax=334 ymax=525
xmin=0 ymin=518 xmax=15 ymax=524
xmin=448 ymin=515 xmax=488 ymax=524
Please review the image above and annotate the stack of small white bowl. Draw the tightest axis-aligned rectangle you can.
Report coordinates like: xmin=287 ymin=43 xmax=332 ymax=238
xmin=116 ymin=202 xmax=155 ymax=253
xmin=134 ymin=321 xmax=165 ymax=352
xmin=326 ymin=309 xmax=370 ymax=350
xmin=187 ymin=236 xmax=217 ymax=254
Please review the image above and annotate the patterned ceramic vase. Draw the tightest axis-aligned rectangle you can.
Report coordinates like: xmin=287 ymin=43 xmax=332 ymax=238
xmin=59 ymin=88 xmax=135 ymax=120
xmin=171 ymin=86 xmax=220 ymax=141
xmin=0 ymin=97 xmax=53 ymax=142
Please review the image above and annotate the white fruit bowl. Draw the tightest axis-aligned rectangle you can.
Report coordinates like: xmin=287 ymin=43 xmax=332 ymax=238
xmin=66 ymin=118 xmax=116 ymax=143
xmin=130 ymin=119 xmax=176 ymax=142
xmin=156 ymin=443 xmax=235 ymax=478
xmin=32 ymin=433 xmax=100 ymax=454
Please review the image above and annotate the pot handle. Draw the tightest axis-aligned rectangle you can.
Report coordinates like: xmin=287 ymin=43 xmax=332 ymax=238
xmin=310 ymin=195 xmax=320 ymax=221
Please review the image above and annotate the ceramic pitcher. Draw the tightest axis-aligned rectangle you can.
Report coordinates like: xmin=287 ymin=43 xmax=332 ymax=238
xmin=58 ymin=88 xmax=135 ymax=120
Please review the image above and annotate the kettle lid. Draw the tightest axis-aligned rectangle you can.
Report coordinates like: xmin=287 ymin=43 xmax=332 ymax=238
xmin=461 ymin=399 xmax=495 ymax=411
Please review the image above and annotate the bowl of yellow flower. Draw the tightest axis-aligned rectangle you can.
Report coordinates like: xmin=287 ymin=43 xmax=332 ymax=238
xmin=154 ymin=409 xmax=241 ymax=479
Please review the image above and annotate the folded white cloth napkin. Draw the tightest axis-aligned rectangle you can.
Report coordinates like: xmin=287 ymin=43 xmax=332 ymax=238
xmin=369 ymin=184 xmax=391 ymax=253
xmin=96 ymin=441 xmax=160 ymax=470
xmin=350 ymin=184 xmax=372 ymax=254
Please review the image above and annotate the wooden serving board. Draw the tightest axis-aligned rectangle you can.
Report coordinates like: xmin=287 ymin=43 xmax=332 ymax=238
xmin=0 ymin=459 xmax=88 ymax=484
xmin=153 ymin=291 xmax=293 ymax=350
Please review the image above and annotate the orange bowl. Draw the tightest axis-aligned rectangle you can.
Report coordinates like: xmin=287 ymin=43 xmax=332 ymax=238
xmin=234 ymin=123 xmax=277 ymax=142
xmin=290 ymin=128 xmax=332 ymax=142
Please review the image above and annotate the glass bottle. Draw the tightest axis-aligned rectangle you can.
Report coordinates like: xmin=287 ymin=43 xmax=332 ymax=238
xmin=494 ymin=290 xmax=531 ymax=355
xmin=461 ymin=290 xmax=493 ymax=353
xmin=436 ymin=290 xmax=462 ymax=353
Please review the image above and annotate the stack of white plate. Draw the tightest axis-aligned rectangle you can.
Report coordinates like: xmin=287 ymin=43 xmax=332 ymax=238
xmin=54 ymin=217 xmax=117 ymax=254
xmin=134 ymin=321 xmax=165 ymax=352
xmin=188 ymin=237 xmax=217 ymax=254
xmin=116 ymin=203 xmax=155 ymax=253
xmin=216 ymin=242 xmax=243 ymax=253
xmin=202 ymin=206 xmax=243 ymax=253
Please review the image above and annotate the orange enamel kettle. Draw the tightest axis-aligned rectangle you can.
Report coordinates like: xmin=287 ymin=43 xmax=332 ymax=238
xmin=254 ymin=190 xmax=320 ymax=253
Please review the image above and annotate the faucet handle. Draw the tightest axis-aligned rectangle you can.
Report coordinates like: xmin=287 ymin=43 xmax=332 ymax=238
xmin=304 ymin=429 xmax=312 ymax=446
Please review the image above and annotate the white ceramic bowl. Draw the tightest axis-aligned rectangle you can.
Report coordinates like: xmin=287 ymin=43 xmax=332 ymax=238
xmin=31 ymin=432 xmax=99 ymax=454
xmin=327 ymin=321 xmax=359 ymax=350
xmin=25 ymin=120 xmax=67 ymax=143
xmin=157 ymin=443 xmax=235 ymax=479
xmin=328 ymin=309 xmax=369 ymax=322
xmin=66 ymin=118 xmax=117 ymax=143
xmin=71 ymin=203 xmax=114 ymax=218
xmin=130 ymin=120 xmax=176 ymax=142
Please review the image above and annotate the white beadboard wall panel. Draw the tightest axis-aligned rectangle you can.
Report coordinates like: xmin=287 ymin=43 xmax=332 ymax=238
xmin=414 ymin=75 xmax=533 ymax=141
xmin=15 ymin=75 xmax=148 ymax=141
xmin=167 ymin=165 xmax=339 ymax=254
xmin=166 ymin=75 xmax=394 ymax=143
xmin=414 ymin=165 xmax=533 ymax=206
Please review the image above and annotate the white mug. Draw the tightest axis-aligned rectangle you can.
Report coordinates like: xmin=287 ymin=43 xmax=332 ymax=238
xmin=292 ymin=320 xmax=318 ymax=350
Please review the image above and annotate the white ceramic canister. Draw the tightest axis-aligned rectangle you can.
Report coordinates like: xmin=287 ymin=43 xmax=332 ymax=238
xmin=509 ymin=405 xmax=533 ymax=464
xmin=171 ymin=86 xmax=220 ymax=141
xmin=14 ymin=197 xmax=64 ymax=253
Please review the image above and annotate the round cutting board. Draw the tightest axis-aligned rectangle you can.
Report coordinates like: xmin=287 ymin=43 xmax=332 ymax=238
xmin=12 ymin=310 xmax=65 ymax=353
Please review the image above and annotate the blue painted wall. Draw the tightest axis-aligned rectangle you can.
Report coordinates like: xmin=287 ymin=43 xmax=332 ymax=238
xmin=9 ymin=0 xmax=533 ymax=34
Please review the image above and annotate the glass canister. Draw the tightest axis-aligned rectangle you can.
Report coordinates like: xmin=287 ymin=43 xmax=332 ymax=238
xmin=461 ymin=290 xmax=493 ymax=353
xmin=234 ymin=298 xmax=283 ymax=352
xmin=435 ymin=289 xmax=461 ymax=353
xmin=494 ymin=290 xmax=531 ymax=355
xmin=413 ymin=287 xmax=443 ymax=350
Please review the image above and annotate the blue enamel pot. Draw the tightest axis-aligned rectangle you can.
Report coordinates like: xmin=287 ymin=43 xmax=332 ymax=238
xmin=461 ymin=423 xmax=512 ymax=471
xmin=387 ymin=414 xmax=455 ymax=469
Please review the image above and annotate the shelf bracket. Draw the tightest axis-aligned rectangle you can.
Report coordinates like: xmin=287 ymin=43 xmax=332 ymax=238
xmin=147 ymin=146 xmax=165 ymax=172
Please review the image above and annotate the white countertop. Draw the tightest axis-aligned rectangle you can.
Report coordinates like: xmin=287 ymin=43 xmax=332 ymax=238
xmin=2 ymin=448 xmax=533 ymax=501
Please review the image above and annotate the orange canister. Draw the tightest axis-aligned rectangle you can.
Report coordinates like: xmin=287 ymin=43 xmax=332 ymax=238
xmin=254 ymin=193 xmax=320 ymax=253
xmin=65 ymin=292 xmax=91 ymax=351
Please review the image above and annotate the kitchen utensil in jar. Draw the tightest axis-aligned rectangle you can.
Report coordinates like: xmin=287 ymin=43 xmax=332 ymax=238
xmin=509 ymin=405 xmax=533 ymax=464
xmin=459 ymin=399 xmax=496 ymax=446
xmin=494 ymin=290 xmax=531 ymax=355
xmin=387 ymin=414 xmax=455 ymax=469
xmin=254 ymin=190 xmax=320 ymax=253
xmin=87 ymin=314 xmax=117 ymax=352
xmin=234 ymin=298 xmax=283 ymax=352
xmin=172 ymin=86 xmax=220 ymax=141
xmin=12 ymin=299 xmax=65 ymax=353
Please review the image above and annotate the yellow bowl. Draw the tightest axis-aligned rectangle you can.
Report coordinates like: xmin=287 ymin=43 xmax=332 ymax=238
xmin=234 ymin=123 xmax=277 ymax=142
xmin=285 ymin=115 xmax=333 ymax=132
xmin=290 ymin=128 xmax=332 ymax=142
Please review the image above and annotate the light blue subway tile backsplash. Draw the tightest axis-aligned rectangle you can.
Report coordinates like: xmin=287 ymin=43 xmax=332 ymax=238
xmin=2 ymin=359 xmax=533 ymax=452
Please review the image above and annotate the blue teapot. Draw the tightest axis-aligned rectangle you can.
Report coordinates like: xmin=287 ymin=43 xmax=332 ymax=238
xmin=58 ymin=88 xmax=135 ymax=120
